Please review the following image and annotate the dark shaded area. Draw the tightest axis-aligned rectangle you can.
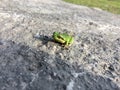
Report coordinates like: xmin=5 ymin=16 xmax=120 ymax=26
xmin=0 ymin=40 xmax=119 ymax=90
xmin=33 ymin=33 xmax=54 ymax=45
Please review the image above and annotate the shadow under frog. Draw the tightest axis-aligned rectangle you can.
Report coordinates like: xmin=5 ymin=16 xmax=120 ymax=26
xmin=33 ymin=33 xmax=69 ymax=48
xmin=33 ymin=33 xmax=54 ymax=46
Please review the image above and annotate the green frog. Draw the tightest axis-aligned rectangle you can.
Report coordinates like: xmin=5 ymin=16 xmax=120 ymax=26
xmin=53 ymin=32 xmax=74 ymax=47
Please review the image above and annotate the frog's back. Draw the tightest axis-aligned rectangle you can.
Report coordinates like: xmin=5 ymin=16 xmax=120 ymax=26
xmin=60 ymin=33 xmax=70 ymax=39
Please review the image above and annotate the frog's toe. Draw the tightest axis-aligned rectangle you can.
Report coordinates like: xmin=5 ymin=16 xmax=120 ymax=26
xmin=64 ymin=44 xmax=69 ymax=48
xmin=65 ymin=47 xmax=69 ymax=50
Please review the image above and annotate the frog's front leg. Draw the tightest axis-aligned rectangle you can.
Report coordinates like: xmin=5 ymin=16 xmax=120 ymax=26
xmin=63 ymin=41 xmax=69 ymax=48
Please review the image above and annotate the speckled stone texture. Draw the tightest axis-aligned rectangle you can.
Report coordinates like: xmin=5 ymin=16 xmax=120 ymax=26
xmin=0 ymin=0 xmax=120 ymax=90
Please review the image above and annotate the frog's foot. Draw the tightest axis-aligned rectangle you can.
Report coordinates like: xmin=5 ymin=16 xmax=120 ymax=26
xmin=61 ymin=43 xmax=65 ymax=47
xmin=60 ymin=44 xmax=68 ymax=49
xmin=64 ymin=45 xmax=69 ymax=50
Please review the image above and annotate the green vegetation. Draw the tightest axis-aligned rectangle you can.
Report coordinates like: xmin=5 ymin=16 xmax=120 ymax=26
xmin=64 ymin=0 xmax=120 ymax=14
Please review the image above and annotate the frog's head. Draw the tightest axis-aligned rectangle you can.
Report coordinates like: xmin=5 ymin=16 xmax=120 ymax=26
xmin=53 ymin=32 xmax=59 ymax=37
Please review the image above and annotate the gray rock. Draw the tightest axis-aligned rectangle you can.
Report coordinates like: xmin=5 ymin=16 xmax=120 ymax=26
xmin=0 ymin=0 xmax=120 ymax=90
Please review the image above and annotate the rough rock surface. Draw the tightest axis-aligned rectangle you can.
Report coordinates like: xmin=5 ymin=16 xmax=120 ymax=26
xmin=0 ymin=0 xmax=120 ymax=90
